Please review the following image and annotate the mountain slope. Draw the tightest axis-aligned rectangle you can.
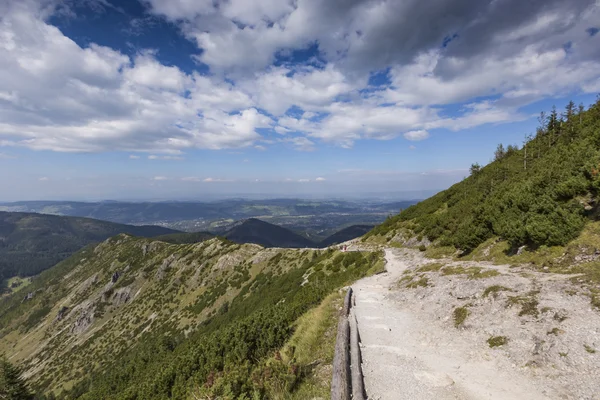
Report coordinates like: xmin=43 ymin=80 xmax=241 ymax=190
xmin=224 ymin=218 xmax=315 ymax=248
xmin=0 ymin=211 xmax=179 ymax=284
xmin=366 ymin=99 xmax=600 ymax=253
xmin=0 ymin=235 xmax=383 ymax=399
xmin=319 ymin=224 xmax=374 ymax=247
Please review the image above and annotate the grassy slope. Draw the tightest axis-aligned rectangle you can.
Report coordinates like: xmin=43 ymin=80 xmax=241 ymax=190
xmin=0 ymin=211 xmax=179 ymax=283
xmin=366 ymin=98 xmax=600 ymax=254
xmin=0 ymin=234 xmax=383 ymax=399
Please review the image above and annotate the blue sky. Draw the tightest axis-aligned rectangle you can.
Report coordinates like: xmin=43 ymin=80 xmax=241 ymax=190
xmin=0 ymin=0 xmax=599 ymax=201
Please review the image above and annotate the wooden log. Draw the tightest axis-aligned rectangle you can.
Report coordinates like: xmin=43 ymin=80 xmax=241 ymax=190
xmin=342 ymin=287 xmax=352 ymax=316
xmin=331 ymin=316 xmax=350 ymax=400
xmin=350 ymin=313 xmax=365 ymax=400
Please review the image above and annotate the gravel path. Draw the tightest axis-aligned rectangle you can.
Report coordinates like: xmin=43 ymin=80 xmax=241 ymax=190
xmin=352 ymin=248 xmax=553 ymax=400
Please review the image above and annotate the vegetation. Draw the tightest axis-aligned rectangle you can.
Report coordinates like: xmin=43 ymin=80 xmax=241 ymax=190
xmin=0 ymin=355 xmax=32 ymax=399
xmin=453 ymin=306 xmax=469 ymax=328
xmin=0 ymin=211 xmax=177 ymax=288
xmin=507 ymin=291 xmax=540 ymax=317
xmin=482 ymin=285 xmax=513 ymax=298
xmin=365 ymin=98 xmax=600 ymax=254
xmin=441 ymin=266 xmax=500 ymax=279
xmin=487 ymin=336 xmax=508 ymax=348
xmin=0 ymin=234 xmax=382 ymax=399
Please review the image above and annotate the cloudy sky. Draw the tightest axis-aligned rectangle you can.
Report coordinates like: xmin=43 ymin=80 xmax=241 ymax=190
xmin=0 ymin=0 xmax=599 ymax=201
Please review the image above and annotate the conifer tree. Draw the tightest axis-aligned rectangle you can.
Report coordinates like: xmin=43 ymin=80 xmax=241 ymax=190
xmin=0 ymin=355 xmax=32 ymax=400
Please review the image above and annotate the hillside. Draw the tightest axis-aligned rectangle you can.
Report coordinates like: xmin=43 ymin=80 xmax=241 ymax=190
xmin=224 ymin=218 xmax=315 ymax=248
xmin=319 ymin=224 xmax=374 ymax=247
xmin=0 ymin=212 xmax=178 ymax=286
xmin=366 ymin=98 xmax=600 ymax=255
xmin=0 ymin=235 xmax=383 ymax=399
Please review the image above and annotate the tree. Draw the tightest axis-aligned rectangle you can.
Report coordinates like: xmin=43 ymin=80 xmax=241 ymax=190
xmin=470 ymin=163 xmax=481 ymax=175
xmin=494 ymin=144 xmax=506 ymax=161
xmin=0 ymin=355 xmax=32 ymax=400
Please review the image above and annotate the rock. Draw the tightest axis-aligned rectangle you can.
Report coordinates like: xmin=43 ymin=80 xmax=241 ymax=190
xmin=56 ymin=306 xmax=69 ymax=321
xmin=111 ymin=271 xmax=120 ymax=283
xmin=110 ymin=288 xmax=131 ymax=306
xmin=71 ymin=306 xmax=94 ymax=334
xmin=517 ymin=245 xmax=527 ymax=255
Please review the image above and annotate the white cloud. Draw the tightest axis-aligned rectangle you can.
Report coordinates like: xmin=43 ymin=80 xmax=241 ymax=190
xmin=0 ymin=0 xmax=599 ymax=157
xmin=0 ymin=152 xmax=16 ymax=159
xmin=153 ymin=176 xmax=168 ymax=180
xmin=181 ymin=176 xmax=201 ymax=182
xmin=409 ymin=145 xmax=416 ymax=150
xmin=129 ymin=154 xmax=140 ymax=159
xmin=38 ymin=177 xmax=49 ymax=181
xmin=403 ymin=130 xmax=430 ymax=141
xmin=148 ymin=155 xmax=184 ymax=160
xmin=298 ymin=178 xmax=310 ymax=183
xmin=315 ymin=177 xmax=326 ymax=181
xmin=203 ymin=177 xmax=232 ymax=182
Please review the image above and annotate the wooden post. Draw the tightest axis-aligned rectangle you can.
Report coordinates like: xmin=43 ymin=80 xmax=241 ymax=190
xmin=350 ymin=313 xmax=365 ymax=400
xmin=331 ymin=317 xmax=350 ymax=400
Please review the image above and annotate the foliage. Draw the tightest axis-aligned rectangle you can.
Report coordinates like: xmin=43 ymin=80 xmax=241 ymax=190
xmin=0 ymin=211 xmax=176 ymax=287
xmin=453 ymin=306 xmax=469 ymax=328
xmin=10 ymin=240 xmax=381 ymax=400
xmin=0 ymin=355 xmax=32 ymax=400
xmin=487 ymin=336 xmax=508 ymax=348
xmin=365 ymin=98 xmax=600 ymax=253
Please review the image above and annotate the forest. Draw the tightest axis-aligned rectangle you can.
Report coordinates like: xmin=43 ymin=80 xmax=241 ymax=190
xmin=367 ymin=97 xmax=600 ymax=253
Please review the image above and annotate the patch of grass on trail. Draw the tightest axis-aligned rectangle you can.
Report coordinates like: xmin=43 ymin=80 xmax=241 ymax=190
xmin=442 ymin=266 xmax=500 ymax=279
xmin=482 ymin=285 xmax=513 ymax=298
xmin=453 ymin=306 xmax=469 ymax=328
xmin=487 ymin=336 xmax=508 ymax=348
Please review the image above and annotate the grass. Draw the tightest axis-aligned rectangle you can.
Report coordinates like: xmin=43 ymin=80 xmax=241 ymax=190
xmin=547 ymin=327 xmax=562 ymax=336
xmin=424 ymin=246 xmax=456 ymax=259
xmin=453 ymin=306 xmax=469 ymax=328
xmin=406 ymin=276 xmax=429 ymax=289
xmin=417 ymin=263 xmax=444 ymax=273
xmin=270 ymin=292 xmax=344 ymax=399
xmin=487 ymin=336 xmax=508 ymax=348
xmin=584 ymin=344 xmax=596 ymax=354
xmin=442 ymin=266 xmax=500 ymax=279
xmin=482 ymin=285 xmax=513 ymax=298
xmin=507 ymin=290 xmax=540 ymax=317
xmin=4 ymin=277 xmax=32 ymax=294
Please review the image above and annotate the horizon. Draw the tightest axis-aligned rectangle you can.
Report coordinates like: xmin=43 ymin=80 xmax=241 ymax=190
xmin=1 ymin=0 xmax=599 ymax=201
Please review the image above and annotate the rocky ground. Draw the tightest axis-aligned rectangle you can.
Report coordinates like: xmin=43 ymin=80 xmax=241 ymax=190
xmin=352 ymin=247 xmax=600 ymax=400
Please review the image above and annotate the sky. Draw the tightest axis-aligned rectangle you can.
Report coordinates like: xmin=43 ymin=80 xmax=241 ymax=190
xmin=0 ymin=0 xmax=599 ymax=201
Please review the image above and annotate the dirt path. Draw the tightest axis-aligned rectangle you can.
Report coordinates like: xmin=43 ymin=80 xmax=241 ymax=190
xmin=351 ymin=248 xmax=553 ymax=400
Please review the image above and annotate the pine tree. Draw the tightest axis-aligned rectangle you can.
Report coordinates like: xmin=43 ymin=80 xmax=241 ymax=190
xmin=0 ymin=355 xmax=32 ymax=400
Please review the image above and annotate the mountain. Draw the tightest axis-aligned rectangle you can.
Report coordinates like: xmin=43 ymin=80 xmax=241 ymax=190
xmin=365 ymin=98 xmax=600 ymax=254
xmin=0 ymin=234 xmax=383 ymax=399
xmin=319 ymin=224 xmax=374 ymax=247
xmin=223 ymin=218 xmax=315 ymax=248
xmin=0 ymin=211 xmax=179 ymax=285
xmin=152 ymin=231 xmax=215 ymax=244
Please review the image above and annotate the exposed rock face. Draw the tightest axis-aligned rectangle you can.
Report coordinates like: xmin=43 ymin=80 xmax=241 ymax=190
xmin=111 ymin=271 xmax=120 ymax=283
xmin=71 ymin=306 xmax=94 ymax=334
xmin=22 ymin=292 xmax=34 ymax=302
xmin=156 ymin=254 xmax=178 ymax=280
xmin=56 ymin=306 xmax=69 ymax=321
xmin=110 ymin=288 xmax=131 ymax=306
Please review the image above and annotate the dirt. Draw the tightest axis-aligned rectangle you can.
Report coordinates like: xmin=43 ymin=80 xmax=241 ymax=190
xmin=352 ymin=248 xmax=600 ymax=400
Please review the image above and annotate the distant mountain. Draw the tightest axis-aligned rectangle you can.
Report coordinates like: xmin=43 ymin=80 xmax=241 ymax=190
xmin=152 ymin=231 xmax=215 ymax=244
xmin=0 ymin=211 xmax=179 ymax=284
xmin=224 ymin=218 xmax=315 ymax=248
xmin=319 ymin=225 xmax=374 ymax=247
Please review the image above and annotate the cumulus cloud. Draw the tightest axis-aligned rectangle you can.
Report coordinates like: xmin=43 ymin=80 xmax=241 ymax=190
xmin=148 ymin=155 xmax=184 ymax=160
xmin=403 ymin=130 xmax=430 ymax=141
xmin=1 ymin=0 xmax=599 ymax=155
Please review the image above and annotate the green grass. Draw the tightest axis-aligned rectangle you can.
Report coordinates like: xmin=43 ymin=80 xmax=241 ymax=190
xmin=487 ymin=336 xmax=508 ymax=348
xmin=406 ymin=277 xmax=429 ymax=289
xmin=442 ymin=266 xmax=500 ymax=279
xmin=453 ymin=306 xmax=469 ymax=328
xmin=417 ymin=263 xmax=444 ymax=273
xmin=507 ymin=291 xmax=540 ymax=317
xmin=4 ymin=277 xmax=32 ymax=294
xmin=584 ymin=344 xmax=596 ymax=354
xmin=482 ymin=285 xmax=513 ymax=298
xmin=547 ymin=327 xmax=562 ymax=336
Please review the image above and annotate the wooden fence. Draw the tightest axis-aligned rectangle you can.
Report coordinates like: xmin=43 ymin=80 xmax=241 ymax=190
xmin=331 ymin=288 xmax=365 ymax=400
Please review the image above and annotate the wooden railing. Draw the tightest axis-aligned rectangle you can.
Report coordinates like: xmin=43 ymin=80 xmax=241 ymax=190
xmin=331 ymin=288 xmax=365 ymax=400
